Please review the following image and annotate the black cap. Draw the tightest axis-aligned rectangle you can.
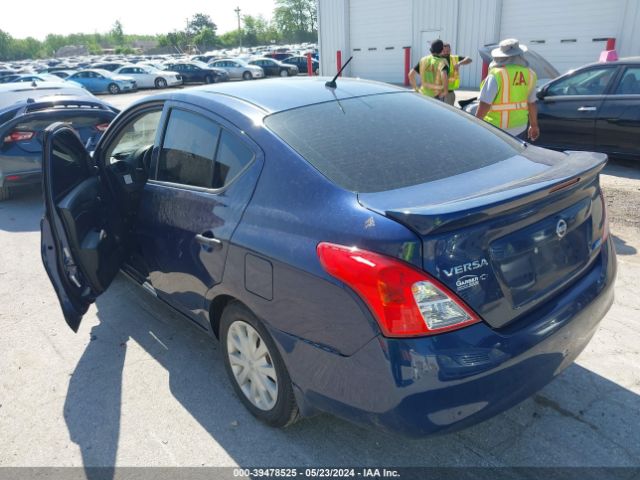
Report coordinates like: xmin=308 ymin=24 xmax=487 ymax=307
xmin=430 ymin=39 xmax=444 ymax=54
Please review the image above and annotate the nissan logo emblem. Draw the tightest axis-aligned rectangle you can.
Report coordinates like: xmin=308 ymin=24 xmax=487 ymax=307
xmin=556 ymin=219 xmax=568 ymax=239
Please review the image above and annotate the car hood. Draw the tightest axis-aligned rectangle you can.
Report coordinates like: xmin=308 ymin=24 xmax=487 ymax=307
xmin=479 ymin=45 xmax=560 ymax=87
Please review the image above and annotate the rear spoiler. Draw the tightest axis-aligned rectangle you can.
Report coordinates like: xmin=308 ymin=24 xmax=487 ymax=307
xmin=359 ymin=151 xmax=607 ymax=236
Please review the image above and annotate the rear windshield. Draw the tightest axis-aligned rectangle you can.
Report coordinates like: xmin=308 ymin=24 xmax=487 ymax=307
xmin=265 ymin=92 xmax=524 ymax=193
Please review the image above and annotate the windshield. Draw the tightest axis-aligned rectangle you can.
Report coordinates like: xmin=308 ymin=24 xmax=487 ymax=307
xmin=265 ymin=92 xmax=524 ymax=193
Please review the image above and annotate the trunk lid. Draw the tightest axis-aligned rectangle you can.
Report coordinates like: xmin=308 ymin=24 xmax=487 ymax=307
xmin=358 ymin=148 xmax=608 ymax=329
xmin=1 ymin=109 xmax=115 ymax=154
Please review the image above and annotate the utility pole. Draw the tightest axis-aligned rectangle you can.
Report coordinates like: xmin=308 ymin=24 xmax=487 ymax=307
xmin=234 ymin=6 xmax=242 ymax=52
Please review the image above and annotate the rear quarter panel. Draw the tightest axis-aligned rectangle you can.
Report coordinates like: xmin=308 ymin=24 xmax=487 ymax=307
xmin=203 ymin=112 xmax=422 ymax=355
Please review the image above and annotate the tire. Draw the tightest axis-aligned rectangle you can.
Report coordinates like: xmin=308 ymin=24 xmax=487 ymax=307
xmin=242 ymin=71 xmax=252 ymax=81
xmin=155 ymin=77 xmax=167 ymax=89
xmin=212 ymin=75 xmax=221 ymax=83
xmin=279 ymin=69 xmax=289 ymax=77
xmin=204 ymin=75 xmax=213 ymax=84
xmin=0 ymin=185 xmax=10 ymax=201
xmin=108 ymin=83 xmax=120 ymax=94
xmin=221 ymin=302 xmax=299 ymax=428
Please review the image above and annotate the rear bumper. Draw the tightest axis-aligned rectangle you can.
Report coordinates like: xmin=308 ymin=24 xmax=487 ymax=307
xmin=271 ymin=237 xmax=616 ymax=436
xmin=0 ymin=154 xmax=41 ymax=187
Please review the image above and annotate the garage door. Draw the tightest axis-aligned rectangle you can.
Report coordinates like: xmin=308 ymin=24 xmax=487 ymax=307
xmin=349 ymin=0 xmax=412 ymax=83
xmin=500 ymin=0 xmax=625 ymax=76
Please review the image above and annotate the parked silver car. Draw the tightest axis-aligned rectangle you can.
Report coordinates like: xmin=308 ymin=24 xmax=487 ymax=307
xmin=209 ymin=59 xmax=264 ymax=80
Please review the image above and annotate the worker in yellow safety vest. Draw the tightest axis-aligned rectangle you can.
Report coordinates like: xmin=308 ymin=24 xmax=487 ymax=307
xmin=442 ymin=43 xmax=472 ymax=106
xmin=475 ymin=38 xmax=540 ymax=141
xmin=409 ymin=39 xmax=448 ymax=100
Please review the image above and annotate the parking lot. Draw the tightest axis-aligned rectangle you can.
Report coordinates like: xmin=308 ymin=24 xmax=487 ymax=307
xmin=0 ymin=85 xmax=639 ymax=469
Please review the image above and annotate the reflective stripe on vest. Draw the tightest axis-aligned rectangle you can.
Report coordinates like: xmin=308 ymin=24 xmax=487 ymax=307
xmin=448 ymin=55 xmax=460 ymax=90
xmin=484 ymin=66 xmax=535 ymax=130
xmin=419 ymin=55 xmax=446 ymax=97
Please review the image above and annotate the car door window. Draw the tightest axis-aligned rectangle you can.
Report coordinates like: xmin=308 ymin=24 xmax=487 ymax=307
xmin=213 ymin=131 xmax=254 ymax=188
xmin=157 ymin=109 xmax=220 ymax=188
xmin=105 ymin=109 xmax=163 ymax=163
xmin=614 ymin=68 xmax=640 ymax=95
xmin=547 ymin=67 xmax=615 ymax=96
xmin=49 ymin=136 xmax=90 ymax=201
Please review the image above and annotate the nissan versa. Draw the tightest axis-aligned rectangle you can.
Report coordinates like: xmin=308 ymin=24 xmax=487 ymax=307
xmin=41 ymin=77 xmax=616 ymax=436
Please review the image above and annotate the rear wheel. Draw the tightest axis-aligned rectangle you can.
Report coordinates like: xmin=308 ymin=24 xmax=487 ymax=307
xmin=280 ymin=69 xmax=289 ymax=77
xmin=155 ymin=77 xmax=167 ymax=89
xmin=108 ymin=83 xmax=120 ymax=94
xmin=242 ymin=71 xmax=252 ymax=80
xmin=221 ymin=302 xmax=299 ymax=427
xmin=0 ymin=185 xmax=10 ymax=201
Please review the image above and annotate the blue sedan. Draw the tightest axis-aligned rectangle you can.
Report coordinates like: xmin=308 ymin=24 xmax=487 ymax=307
xmin=0 ymin=95 xmax=118 ymax=201
xmin=67 ymin=69 xmax=137 ymax=94
xmin=40 ymin=78 xmax=615 ymax=436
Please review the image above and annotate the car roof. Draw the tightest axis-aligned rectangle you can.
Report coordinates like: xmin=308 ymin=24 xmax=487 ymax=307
xmin=158 ymin=77 xmax=405 ymax=114
xmin=568 ymin=57 xmax=640 ymax=71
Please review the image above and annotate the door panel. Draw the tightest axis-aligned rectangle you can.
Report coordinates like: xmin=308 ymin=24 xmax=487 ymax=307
xmin=537 ymin=95 xmax=602 ymax=150
xmin=135 ymin=103 xmax=263 ymax=325
xmin=41 ymin=124 xmax=124 ymax=331
xmin=537 ymin=66 xmax=617 ymax=151
xmin=595 ymin=67 xmax=640 ymax=158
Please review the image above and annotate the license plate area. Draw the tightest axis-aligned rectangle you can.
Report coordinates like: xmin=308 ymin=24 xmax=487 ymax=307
xmin=489 ymin=198 xmax=593 ymax=308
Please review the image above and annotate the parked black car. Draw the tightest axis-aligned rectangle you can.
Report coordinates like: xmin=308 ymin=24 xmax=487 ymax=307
xmin=89 ymin=63 xmax=126 ymax=72
xmin=283 ymin=56 xmax=320 ymax=75
xmin=249 ymin=58 xmax=299 ymax=77
xmin=264 ymin=52 xmax=295 ymax=61
xmin=535 ymin=58 xmax=640 ymax=160
xmin=163 ymin=62 xmax=229 ymax=84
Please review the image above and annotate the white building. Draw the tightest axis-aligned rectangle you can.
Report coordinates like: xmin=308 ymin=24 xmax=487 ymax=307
xmin=318 ymin=0 xmax=640 ymax=88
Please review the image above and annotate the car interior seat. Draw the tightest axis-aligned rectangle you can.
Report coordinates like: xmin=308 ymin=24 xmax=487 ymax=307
xmin=620 ymin=74 xmax=638 ymax=95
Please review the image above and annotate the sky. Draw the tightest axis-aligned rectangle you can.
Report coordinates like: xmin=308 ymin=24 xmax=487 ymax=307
xmin=2 ymin=0 xmax=277 ymax=40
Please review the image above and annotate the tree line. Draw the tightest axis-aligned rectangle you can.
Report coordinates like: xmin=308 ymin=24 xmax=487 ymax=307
xmin=0 ymin=0 xmax=317 ymax=61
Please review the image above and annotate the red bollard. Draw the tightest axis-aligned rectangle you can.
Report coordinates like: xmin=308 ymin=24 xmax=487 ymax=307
xmin=307 ymin=52 xmax=313 ymax=76
xmin=337 ymin=50 xmax=342 ymax=77
xmin=481 ymin=61 xmax=489 ymax=82
xmin=606 ymin=38 xmax=616 ymax=51
xmin=404 ymin=47 xmax=411 ymax=86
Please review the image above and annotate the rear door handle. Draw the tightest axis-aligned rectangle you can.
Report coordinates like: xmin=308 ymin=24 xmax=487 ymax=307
xmin=577 ymin=106 xmax=597 ymax=112
xmin=195 ymin=232 xmax=222 ymax=248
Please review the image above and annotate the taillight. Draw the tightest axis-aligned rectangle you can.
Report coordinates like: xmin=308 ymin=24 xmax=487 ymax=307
xmin=95 ymin=123 xmax=110 ymax=132
xmin=3 ymin=130 xmax=35 ymax=143
xmin=317 ymin=242 xmax=481 ymax=337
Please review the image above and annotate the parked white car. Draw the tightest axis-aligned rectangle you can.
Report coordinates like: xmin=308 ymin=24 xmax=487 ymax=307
xmin=113 ymin=65 xmax=182 ymax=89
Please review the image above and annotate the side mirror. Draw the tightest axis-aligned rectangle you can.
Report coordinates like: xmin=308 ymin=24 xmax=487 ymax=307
xmin=536 ymin=88 xmax=546 ymax=100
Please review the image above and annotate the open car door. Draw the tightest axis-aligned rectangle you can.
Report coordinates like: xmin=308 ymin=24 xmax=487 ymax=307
xmin=41 ymin=123 xmax=130 ymax=332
